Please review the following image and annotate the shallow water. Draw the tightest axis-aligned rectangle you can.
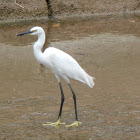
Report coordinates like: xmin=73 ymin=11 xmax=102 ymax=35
xmin=0 ymin=17 xmax=140 ymax=139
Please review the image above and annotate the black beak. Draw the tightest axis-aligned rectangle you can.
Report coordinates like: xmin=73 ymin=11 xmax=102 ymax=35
xmin=17 ymin=30 xmax=32 ymax=36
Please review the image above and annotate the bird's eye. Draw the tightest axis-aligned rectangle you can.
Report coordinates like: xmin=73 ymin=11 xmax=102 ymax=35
xmin=32 ymin=30 xmax=37 ymax=33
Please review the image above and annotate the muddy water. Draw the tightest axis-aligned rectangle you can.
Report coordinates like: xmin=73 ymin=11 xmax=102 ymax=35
xmin=0 ymin=17 xmax=140 ymax=139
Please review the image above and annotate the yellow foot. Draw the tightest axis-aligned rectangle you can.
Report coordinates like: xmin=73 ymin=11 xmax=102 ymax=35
xmin=42 ymin=118 xmax=65 ymax=127
xmin=65 ymin=121 xmax=82 ymax=127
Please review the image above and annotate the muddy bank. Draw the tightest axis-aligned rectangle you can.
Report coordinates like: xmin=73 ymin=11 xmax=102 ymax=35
xmin=0 ymin=0 xmax=140 ymax=21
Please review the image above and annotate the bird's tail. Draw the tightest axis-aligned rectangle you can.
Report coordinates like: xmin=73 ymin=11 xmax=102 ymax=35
xmin=86 ymin=74 xmax=95 ymax=88
xmin=71 ymin=67 xmax=95 ymax=88
xmin=79 ymin=70 xmax=95 ymax=88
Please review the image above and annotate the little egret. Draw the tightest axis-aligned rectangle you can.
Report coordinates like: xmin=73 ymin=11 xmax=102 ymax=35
xmin=17 ymin=26 xmax=95 ymax=127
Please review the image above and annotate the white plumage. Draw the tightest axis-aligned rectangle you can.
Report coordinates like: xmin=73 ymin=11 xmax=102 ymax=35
xmin=30 ymin=26 xmax=95 ymax=87
xmin=42 ymin=47 xmax=94 ymax=87
xmin=17 ymin=26 xmax=95 ymax=127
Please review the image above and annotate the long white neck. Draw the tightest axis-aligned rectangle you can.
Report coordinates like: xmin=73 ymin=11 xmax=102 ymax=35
xmin=33 ymin=33 xmax=45 ymax=64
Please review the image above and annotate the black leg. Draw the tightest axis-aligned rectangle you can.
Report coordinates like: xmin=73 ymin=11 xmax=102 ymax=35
xmin=68 ymin=83 xmax=78 ymax=121
xmin=58 ymin=82 xmax=65 ymax=119
xmin=42 ymin=82 xmax=65 ymax=126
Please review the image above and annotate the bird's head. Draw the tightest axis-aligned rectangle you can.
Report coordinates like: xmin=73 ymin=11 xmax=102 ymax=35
xmin=17 ymin=26 xmax=45 ymax=36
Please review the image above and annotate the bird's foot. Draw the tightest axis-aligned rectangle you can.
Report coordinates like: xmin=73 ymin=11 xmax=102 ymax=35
xmin=65 ymin=121 xmax=82 ymax=127
xmin=42 ymin=118 xmax=65 ymax=127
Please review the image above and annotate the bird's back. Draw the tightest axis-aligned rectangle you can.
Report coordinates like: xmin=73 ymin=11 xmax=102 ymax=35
xmin=43 ymin=47 xmax=95 ymax=88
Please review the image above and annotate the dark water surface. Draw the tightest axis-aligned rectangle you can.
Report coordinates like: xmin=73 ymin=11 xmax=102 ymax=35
xmin=0 ymin=17 xmax=140 ymax=139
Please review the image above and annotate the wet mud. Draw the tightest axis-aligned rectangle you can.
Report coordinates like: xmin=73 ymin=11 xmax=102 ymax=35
xmin=0 ymin=17 xmax=140 ymax=139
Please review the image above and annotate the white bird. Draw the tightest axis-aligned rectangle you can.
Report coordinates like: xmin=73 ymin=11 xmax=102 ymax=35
xmin=17 ymin=26 xmax=95 ymax=127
